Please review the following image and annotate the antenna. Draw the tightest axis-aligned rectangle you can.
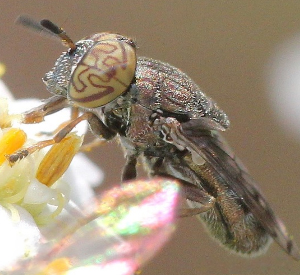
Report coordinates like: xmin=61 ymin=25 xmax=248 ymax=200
xmin=16 ymin=15 xmax=77 ymax=52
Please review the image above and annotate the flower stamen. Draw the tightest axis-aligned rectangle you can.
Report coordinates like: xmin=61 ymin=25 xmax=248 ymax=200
xmin=36 ymin=133 xmax=83 ymax=187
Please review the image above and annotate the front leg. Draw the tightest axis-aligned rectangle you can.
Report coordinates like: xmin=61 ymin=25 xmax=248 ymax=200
xmin=22 ymin=95 xmax=69 ymax=124
xmin=7 ymin=112 xmax=116 ymax=164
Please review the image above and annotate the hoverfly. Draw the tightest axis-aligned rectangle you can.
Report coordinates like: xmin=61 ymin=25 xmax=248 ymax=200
xmin=9 ymin=15 xmax=299 ymax=260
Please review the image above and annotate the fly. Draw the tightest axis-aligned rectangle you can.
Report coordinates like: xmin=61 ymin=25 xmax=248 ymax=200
xmin=8 ymin=15 xmax=300 ymax=260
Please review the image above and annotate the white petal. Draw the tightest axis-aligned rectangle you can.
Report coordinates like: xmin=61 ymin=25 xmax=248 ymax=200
xmin=23 ymin=180 xmax=57 ymax=204
xmin=0 ymin=205 xmax=40 ymax=270
xmin=0 ymin=80 xmax=14 ymax=101
xmin=64 ymin=153 xmax=104 ymax=208
xmin=51 ymin=179 xmax=71 ymax=203
xmin=71 ymin=153 xmax=104 ymax=188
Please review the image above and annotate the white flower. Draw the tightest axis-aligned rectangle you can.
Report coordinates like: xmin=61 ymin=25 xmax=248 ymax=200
xmin=10 ymin=97 xmax=104 ymax=208
xmin=0 ymin=80 xmax=104 ymax=270
xmin=0 ymin=80 xmax=13 ymax=101
xmin=0 ymin=79 xmax=180 ymax=274
xmin=0 ymin=205 xmax=40 ymax=268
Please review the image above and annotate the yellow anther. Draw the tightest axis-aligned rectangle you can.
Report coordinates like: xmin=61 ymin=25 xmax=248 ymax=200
xmin=0 ymin=128 xmax=27 ymax=165
xmin=36 ymin=133 xmax=83 ymax=187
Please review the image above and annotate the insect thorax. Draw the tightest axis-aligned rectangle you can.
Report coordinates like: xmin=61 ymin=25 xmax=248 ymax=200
xmin=134 ymin=57 xmax=230 ymax=130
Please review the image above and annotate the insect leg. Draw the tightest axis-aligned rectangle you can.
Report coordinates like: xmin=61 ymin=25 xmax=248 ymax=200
xmin=152 ymin=117 xmax=216 ymax=216
xmin=122 ymin=155 xmax=138 ymax=181
xmin=79 ymin=112 xmax=117 ymax=151
xmin=87 ymin=113 xmax=116 ymax=140
xmin=7 ymin=112 xmax=111 ymax=164
xmin=41 ymin=107 xmax=82 ymax=137
xmin=165 ymin=175 xmax=215 ymax=217
xmin=21 ymin=95 xmax=69 ymax=124
xmin=80 ymin=139 xmax=108 ymax=152
xmin=181 ymin=179 xmax=215 ymax=216
xmin=150 ymin=157 xmax=215 ymax=217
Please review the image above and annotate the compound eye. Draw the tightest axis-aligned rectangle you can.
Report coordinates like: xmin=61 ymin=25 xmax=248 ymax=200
xmin=68 ymin=40 xmax=136 ymax=108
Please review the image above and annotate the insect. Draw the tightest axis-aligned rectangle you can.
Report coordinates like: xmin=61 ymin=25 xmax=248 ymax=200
xmin=10 ymin=15 xmax=299 ymax=260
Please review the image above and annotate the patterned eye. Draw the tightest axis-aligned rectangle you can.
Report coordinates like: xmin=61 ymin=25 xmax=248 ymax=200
xmin=68 ymin=35 xmax=137 ymax=108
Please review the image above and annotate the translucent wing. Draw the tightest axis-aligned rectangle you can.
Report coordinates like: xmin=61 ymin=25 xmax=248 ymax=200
xmin=176 ymin=119 xmax=299 ymax=259
xmin=8 ymin=178 xmax=180 ymax=274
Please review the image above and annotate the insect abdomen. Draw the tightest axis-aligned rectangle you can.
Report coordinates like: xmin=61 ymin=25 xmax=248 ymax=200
xmin=185 ymin=154 xmax=272 ymax=255
xmin=199 ymin=197 xmax=272 ymax=255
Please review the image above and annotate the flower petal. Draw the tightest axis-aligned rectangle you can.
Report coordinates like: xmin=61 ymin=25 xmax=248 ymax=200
xmin=23 ymin=180 xmax=57 ymax=204
xmin=64 ymin=153 xmax=104 ymax=208
xmin=0 ymin=205 xmax=40 ymax=270
xmin=0 ymin=80 xmax=14 ymax=101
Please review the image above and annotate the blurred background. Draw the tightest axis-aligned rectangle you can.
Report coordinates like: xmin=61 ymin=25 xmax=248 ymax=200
xmin=1 ymin=1 xmax=300 ymax=274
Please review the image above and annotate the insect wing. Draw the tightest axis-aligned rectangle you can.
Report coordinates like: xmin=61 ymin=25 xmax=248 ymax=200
xmin=179 ymin=119 xmax=300 ymax=259
xmin=8 ymin=178 xmax=180 ymax=274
